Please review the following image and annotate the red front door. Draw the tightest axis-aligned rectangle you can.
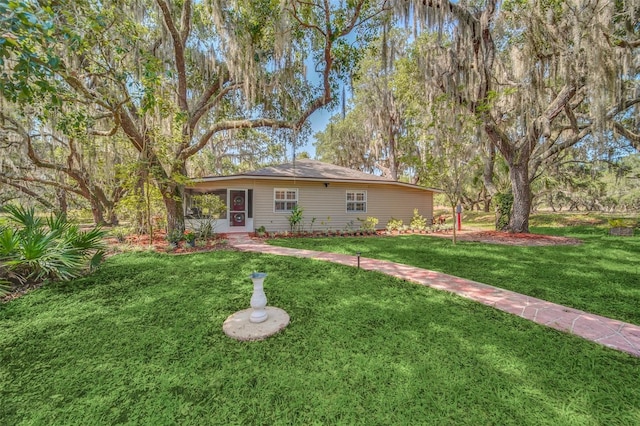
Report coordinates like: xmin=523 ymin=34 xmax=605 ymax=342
xmin=230 ymin=190 xmax=246 ymax=227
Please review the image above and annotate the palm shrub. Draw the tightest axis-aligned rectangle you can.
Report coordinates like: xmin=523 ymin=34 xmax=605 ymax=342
xmin=0 ymin=205 xmax=106 ymax=291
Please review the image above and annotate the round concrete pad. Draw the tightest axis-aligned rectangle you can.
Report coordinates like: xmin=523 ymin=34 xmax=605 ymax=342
xmin=223 ymin=307 xmax=290 ymax=341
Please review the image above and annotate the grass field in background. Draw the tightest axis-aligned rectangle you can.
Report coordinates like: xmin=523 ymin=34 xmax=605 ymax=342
xmin=433 ymin=208 xmax=639 ymax=229
xmin=2 ymin=251 xmax=640 ymax=424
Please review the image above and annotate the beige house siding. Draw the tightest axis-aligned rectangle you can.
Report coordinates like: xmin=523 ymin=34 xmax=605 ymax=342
xmin=189 ymin=178 xmax=433 ymax=232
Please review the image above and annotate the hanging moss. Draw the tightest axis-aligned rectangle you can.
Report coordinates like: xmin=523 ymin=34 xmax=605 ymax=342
xmin=494 ymin=192 xmax=513 ymax=231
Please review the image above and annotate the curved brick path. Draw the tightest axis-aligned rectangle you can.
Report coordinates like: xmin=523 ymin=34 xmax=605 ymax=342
xmin=227 ymin=233 xmax=640 ymax=357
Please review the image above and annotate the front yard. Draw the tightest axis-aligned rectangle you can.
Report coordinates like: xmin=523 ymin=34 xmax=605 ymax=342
xmin=2 ymin=250 xmax=640 ymax=424
xmin=268 ymin=226 xmax=640 ymax=325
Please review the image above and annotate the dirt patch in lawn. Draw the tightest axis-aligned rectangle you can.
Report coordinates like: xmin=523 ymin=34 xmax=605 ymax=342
xmin=431 ymin=230 xmax=582 ymax=246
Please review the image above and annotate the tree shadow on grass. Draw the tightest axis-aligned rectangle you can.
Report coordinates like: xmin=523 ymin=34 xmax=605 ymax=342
xmin=2 ymin=252 xmax=640 ymax=424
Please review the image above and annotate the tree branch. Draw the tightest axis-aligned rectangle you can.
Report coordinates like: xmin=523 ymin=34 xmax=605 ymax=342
xmin=156 ymin=0 xmax=189 ymax=112
xmin=288 ymin=1 xmax=326 ymax=37
xmin=6 ymin=175 xmax=85 ymax=198
xmin=117 ymin=109 xmax=146 ymax=152
xmin=613 ymin=122 xmax=640 ymax=151
xmin=603 ymin=31 xmax=640 ymax=49
xmin=88 ymin=113 xmax=120 ymax=137
xmin=532 ymin=83 xmax=578 ymax=144
xmin=180 ymin=0 xmax=192 ymax=46
xmin=184 ymin=118 xmax=295 ymax=159
xmin=0 ymin=176 xmax=56 ymax=209
xmin=188 ymin=71 xmax=233 ymax=132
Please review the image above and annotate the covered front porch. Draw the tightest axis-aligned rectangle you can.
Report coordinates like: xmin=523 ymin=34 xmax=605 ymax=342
xmin=184 ymin=188 xmax=254 ymax=233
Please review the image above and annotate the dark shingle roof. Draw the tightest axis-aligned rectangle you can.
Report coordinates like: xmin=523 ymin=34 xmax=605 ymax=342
xmin=196 ymin=159 xmax=440 ymax=192
xmin=243 ymin=159 xmax=393 ymax=181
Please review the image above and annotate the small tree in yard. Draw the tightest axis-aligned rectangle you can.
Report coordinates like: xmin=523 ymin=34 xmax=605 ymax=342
xmin=413 ymin=96 xmax=479 ymax=243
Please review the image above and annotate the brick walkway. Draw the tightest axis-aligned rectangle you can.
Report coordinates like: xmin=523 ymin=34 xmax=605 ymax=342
xmin=227 ymin=233 xmax=640 ymax=357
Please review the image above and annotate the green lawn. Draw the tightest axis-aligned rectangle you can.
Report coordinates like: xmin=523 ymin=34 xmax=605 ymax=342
xmin=2 ymin=251 xmax=640 ymax=424
xmin=268 ymin=226 xmax=640 ymax=325
xmin=439 ymin=209 xmax=637 ymax=229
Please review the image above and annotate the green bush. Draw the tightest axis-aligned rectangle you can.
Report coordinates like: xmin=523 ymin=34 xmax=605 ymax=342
xmin=111 ymin=226 xmax=131 ymax=243
xmin=410 ymin=209 xmax=428 ymax=230
xmin=385 ymin=217 xmax=403 ymax=232
xmin=358 ymin=216 xmax=379 ymax=231
xmin=494 ymin=192 xmax=513 ymax=231
xmin=184 ymin=230 xmax=196 ymax=243
xmin=0 ymin=205 xmax=106 ymax=290
xmin=166 ymin=229 xmax=184 ymax=244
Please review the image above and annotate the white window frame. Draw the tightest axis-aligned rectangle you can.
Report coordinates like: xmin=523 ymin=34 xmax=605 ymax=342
xmin=346 ymin=190 xmax=367 ymax=213
xmin=274 ymin=188 xmax=298 ymax=213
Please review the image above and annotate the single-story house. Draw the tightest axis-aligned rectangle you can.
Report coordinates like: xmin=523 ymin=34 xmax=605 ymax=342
xmin=185 ymin=159 xmax=440 ymax=233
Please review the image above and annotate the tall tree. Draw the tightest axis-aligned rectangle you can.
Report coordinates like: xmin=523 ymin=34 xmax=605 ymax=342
xmin=1 ymin=0 xmax=391 ymax=232
xmin=315 ymin=107 xmax=378 ymax=172
xmin=397 ymin=0 xmax=639 ymax=232
xmin=352 ymin=29 xmax=412 ymax=180
xmin=0 ymin=108 xmax=128 ymax=224
xmin=315 ymin=29 xmax=424 ymax=181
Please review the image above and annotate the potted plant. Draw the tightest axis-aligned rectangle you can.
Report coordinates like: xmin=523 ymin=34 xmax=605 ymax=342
xmin=184 ymin=230 xmax=196 ymax=247
xmin=608 ymin=219 xmax=634 ymax=236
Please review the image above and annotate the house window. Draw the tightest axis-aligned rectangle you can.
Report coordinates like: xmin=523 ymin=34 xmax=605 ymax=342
xmin=187 ymin=190 xmax=227 ymax=219
xmin=346 ymin=190 xmax=367 ymax=213
xmin=274 ymin=188 xmax=298 ymax=212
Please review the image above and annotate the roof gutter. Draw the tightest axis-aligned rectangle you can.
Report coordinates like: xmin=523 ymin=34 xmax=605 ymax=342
xmin=189 ymin=175 xmax=443 ymax=193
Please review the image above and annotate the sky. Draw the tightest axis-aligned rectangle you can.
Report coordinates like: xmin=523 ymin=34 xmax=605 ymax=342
xmin=300 ymin=107 xmax=333 ymax=158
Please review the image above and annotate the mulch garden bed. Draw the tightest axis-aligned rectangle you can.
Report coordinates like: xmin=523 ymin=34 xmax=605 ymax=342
xmin=106 ymin=231 xmax=232 ymax=254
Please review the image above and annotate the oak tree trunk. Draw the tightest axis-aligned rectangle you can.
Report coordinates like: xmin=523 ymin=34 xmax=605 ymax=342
xmin=89 ymin=198 xmax=106 ymax=226
xmin=163 ymin=184 xmax=185 ymax=234
xmin=507 ymin=161 xmax=531 ymax=233
xmin=56 ymin=188 xmax=68 ymax=216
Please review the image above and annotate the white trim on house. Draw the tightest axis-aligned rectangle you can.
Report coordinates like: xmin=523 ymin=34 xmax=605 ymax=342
xmin=273 ymin=188 xmax=298 ymax=213
xmin=346 ymin=189 xmax=367 ymax=213
xmin=185 ymin=217 xmax=254 ymax=234
xmin=194 ymin=174 xmax=441 ymax=193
